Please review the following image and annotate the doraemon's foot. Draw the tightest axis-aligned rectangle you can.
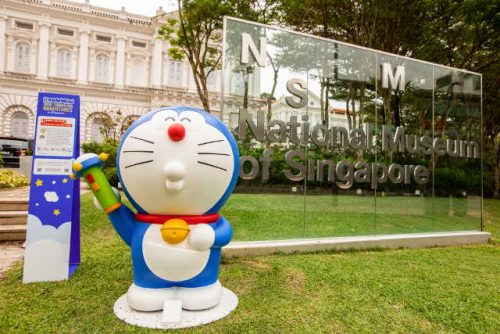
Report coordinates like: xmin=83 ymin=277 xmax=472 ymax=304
xmin=177 ymin=281 xmax=222 ymax=310
xmin=127 ymin=283 xmax=177 ymax=311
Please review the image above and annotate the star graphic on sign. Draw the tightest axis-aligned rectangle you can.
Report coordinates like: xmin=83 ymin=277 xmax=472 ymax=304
xmin=62 ymin=178 xmax=68 ymax=184
xmin=35 ymin=179 xmax=43 ymax=187
xmin=53 ymin=209 xmax=61 ymax=216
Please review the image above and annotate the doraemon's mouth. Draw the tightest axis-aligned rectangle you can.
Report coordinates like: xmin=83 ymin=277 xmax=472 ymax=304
xmin=164 ymin=161 xmax=186 ymax=192
xmin=166 ymin=179 xmax=184 ymax=192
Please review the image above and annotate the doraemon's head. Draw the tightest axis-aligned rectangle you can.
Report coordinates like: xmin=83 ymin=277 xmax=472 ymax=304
xmin=117 ymin=106 xmax=239 ymax=215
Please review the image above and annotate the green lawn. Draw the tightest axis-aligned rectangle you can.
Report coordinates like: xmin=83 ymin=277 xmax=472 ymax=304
xmin=0 ymin=194 xmax=498 ymax=333
xmin=224 ymin=193 xmax=482 ymax=240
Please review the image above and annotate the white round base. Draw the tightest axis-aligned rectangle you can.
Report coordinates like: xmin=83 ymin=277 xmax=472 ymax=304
xmin=113 ymin=288 xmax=238 ymax=329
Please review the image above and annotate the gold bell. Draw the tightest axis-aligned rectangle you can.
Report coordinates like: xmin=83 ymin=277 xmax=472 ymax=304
xmin=160 ymin=219 xmax=189 ymax=244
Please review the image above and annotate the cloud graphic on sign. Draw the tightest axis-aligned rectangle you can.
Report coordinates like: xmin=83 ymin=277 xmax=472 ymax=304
xmin=23 ymin=214 xmax=71 ymax=283
xmin=44 ymin=191 xmax=59 ymax=203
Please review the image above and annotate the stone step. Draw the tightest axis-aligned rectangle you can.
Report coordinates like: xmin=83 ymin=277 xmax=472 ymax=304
xmin=0 ymin=211 xmax=28 ymax=225
xmin=0 ymin=198 xmax=29 ymax=211
xmin=0 ymin=224 xmax=26 ymax=242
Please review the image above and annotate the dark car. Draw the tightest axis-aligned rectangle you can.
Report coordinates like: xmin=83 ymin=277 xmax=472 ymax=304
xmin=0 ymin=137 xmax=32 ymax=168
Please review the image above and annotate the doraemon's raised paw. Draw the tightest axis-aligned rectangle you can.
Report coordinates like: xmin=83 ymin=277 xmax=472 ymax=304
xmin=188 ymin=224 xmax=215 ymax=251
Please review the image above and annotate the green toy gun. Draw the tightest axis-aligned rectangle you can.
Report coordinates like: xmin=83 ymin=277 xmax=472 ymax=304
xmin=70 ymin=153 xmax=121 ymax=215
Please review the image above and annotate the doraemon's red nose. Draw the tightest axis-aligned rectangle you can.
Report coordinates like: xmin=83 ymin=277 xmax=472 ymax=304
xmin=167 ymin=123 xmax=186 ymax=142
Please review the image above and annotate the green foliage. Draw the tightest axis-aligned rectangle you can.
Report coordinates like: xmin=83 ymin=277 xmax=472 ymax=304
xmin=0 ymin=154 xmax=3 ymax=167
xmin=273 ymin=0 xmax=499 ymax=196
xmin=158 ymin=0 xmax=278 ymax=112
xmin=82 ymin=138 xmax=119 ymax=187
xmin=0 ymin=169 xmax=29 ymax=189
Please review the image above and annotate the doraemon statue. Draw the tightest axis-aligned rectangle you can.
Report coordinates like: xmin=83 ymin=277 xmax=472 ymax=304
xmin=71 ymin=106 xmax=239 ymax=313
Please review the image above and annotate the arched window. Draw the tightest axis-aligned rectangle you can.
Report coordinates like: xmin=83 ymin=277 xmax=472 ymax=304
xmin=121 ymin=115 xmax=139 ymax=134
xmin=11 ymin=111 xmax=29 ymax=138
xmin=206 ymin=70 xmax=217 ymax=91
xmin=57 ymin=48 xmax=71 ymax=77
xmin=95 ymin=54 xmax=109 ymax=82
xmin=233 ymin=72 xmax=244 ymax=95
xmin=15 ymin=43 xmax=31 ymax=72
xmin=168 ymin=60 xmax=183 ymax=86
xmin=90 ymin=117 xmax=105 ymax=142
xmin=129 ymin=58 xmax=146 ymax=86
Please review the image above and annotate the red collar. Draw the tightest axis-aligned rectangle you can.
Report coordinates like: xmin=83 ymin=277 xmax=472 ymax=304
xmin=135 ymin=213 xmax=219 ymax=225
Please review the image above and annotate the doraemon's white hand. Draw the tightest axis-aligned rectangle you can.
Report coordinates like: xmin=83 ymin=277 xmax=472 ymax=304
xmin=94 ymin=187 xmax=120 ymax=211
xmin=188 ymin=224 xmax=215 ymax=251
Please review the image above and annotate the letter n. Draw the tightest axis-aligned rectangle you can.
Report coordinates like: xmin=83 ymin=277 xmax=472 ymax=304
xmin=240 ymin=33 xmax=267 ymax=67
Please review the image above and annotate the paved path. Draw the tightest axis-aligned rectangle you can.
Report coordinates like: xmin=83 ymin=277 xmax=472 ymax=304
xmin=0 ymin=186 xmax=29 ymax=200
xmin=0 ymin=241 xmax=23 ymax=278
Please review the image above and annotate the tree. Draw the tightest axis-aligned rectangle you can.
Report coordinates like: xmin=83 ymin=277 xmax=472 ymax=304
xmin=275 ymin=0 xmax=498 ymax=196
xmin=159 ymin=0 xmax=278 ymax=113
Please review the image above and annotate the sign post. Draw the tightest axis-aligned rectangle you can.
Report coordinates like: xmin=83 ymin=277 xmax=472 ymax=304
xmin=23 ymin=92 xmax=80 ymax=283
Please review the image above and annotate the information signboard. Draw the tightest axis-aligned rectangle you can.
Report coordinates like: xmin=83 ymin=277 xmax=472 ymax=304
xmin=23 ymin=92 xmax=80 ymax=283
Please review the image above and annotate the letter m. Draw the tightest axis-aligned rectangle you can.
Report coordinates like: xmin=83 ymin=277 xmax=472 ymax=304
xmin=240 ymin=33 xmax=267 ymax=67
xmin=381 ymin=63 xmax=405 ymax=91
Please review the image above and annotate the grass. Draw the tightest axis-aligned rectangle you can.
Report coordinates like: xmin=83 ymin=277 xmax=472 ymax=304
xmin=0 ymin=194 xmax=498 ymax=333
xmin=224 ymin=193 xmax=482 ymax=240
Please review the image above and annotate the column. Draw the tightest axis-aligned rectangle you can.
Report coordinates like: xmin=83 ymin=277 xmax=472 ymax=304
xmin=6 ymin=36 xmax=14 ymax=71
xmin=49 ymin=41 xmax=56 ymax=77
xmin=114 ymin=36 xmax=126 ymax=88
xmin=88 ymin=48 xmax=95 ymax=81
xmin=37 ymin=22 xmax=50 ymax=79
xmin=125 ymin=53 xmax=131 ymax=86
xmin=0 ymin=16 xmax=7 ymax=73
xmin=77 ymin=29 xmax=90 ymax=84
xmin=151 ymin=37 xmax=163 ymax=87
xmin=71 ymin=45 xmax=78 ymax=80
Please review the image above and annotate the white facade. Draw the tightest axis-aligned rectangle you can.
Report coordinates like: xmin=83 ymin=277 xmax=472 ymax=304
xmin=0 ymin=0 xmax=223 ymax=142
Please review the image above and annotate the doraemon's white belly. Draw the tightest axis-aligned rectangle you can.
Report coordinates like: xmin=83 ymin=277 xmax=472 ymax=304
xmin=142 ymin=224 xmax=210 ymax=282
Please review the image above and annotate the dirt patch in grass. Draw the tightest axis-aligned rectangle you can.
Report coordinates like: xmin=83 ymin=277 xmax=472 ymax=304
xmin=242 ymin=258 xmax=272 ymax=270
xmin=284 ymin=268 xmax=305 ymax=292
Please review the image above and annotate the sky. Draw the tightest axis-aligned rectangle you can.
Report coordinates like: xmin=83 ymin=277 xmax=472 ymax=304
xmin=72 ymin=0 xmax=178 ymax=17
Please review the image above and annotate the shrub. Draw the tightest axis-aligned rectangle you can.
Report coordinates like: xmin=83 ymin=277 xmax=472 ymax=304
xmin=82 ymin=139 xmax=119 ymax=187
xmin=0 ymin=170 xmax=29 ymax=189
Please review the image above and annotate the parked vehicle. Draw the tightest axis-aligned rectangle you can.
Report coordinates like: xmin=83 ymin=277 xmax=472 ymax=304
xmin=0 ymin=137 xmax=32 ymax=168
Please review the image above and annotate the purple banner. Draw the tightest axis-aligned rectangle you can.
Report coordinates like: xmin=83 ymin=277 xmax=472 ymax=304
xmin=23 ymin=92 xmax=80 ymax=283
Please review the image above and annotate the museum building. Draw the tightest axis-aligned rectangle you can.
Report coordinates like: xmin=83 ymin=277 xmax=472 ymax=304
xmin=0 ymin=0 xmax=230 ymax=143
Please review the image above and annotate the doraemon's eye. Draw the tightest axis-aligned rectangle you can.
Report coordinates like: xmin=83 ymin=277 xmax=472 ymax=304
xmin=165 ymin=116 xmax=176 ymax=122
xmin=180 ymin=117 xmax=191 ymax=123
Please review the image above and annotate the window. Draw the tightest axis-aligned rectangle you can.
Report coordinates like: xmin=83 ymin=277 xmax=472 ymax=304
xmin=233 ymin=72 xmax=244 ymax=95
xmin=96 ymin=34 xmax=111 ymax=43
xmin=132 ymin=41 xmax=147 ymax=48
xmin=57 ymin=49 xmax=71 ymax=77
xmin=15 ymin=43 xmax=31 ymax=72
xmin=95 ymin=54 xmax=109 ymax=82
xmin=90 ymin=117 xmax=104 ymax=142
xmin=11 ymin=111 xmax=29 ymax=138
xmin=57 ymin=28 xmax=74 ymax=37
xmin=121 ymin=115 xmax=139 ymax=134
xmin=168 ymin=61 xmax=183 ymax=86
xmin=206 ymin=69 xmax=217 ymax=91
xmin=129 ymin=58 xmax=146 ymax=86
xmin=15 ymin=21 xmax=33 ymax=30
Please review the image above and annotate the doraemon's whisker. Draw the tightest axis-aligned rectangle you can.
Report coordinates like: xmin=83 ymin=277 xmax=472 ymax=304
xmin=197 ymin=139 xmax=224 ymax=146
xmin=131 ymin=136 xmax=155 ymax=144
xmin=197 ymin=152 xmax=230 ymax=156
xmin=123 ymin=150 xmax=154 ymax=153
xmin=124 ymin=160 xmax=154 ymax=169
xmin=197 ymin=161 xmax=227 ymax=171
